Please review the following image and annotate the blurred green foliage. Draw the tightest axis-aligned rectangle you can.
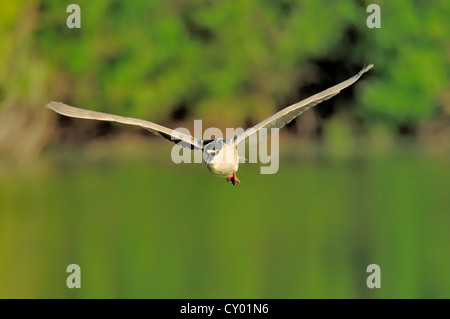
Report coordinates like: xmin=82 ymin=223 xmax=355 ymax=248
xmin=360 ymin=1 xmax=450 ymax=124
xmin=1 ymin=0 xmax=449 ymax=128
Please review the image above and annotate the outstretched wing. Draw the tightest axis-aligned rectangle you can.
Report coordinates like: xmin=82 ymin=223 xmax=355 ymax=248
xmin=234 ymin=64 xmax=373 ymax=145
xmin=47 ymin=102 xmax=205 ymax=150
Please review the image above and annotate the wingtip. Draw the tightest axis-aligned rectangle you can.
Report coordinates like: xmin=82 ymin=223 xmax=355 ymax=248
xmin=362 ymin=63 xmax=374 ymax=73
xmin=46 ymin=101 xmax=69 ymax=113
xmin=46 ymin=101 xmax=60 ymax=110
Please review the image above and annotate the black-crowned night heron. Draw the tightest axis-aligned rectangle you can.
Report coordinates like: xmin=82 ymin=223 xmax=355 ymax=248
xmin=47 ymin=64 xmax=373 ymax=186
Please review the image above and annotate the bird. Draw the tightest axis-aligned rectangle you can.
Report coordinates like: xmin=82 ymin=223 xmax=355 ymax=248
xmin=47 ymin=64 xmax=373 ymax=186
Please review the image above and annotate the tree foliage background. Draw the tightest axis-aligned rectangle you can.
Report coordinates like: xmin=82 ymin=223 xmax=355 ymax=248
xmin=0 ymin=0 xmax=449 ymax=162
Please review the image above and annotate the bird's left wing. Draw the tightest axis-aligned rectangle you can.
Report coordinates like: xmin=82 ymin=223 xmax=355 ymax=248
xmin=234 ymin=64 xmax=373 ymax=146
xmin=47 ymin=102 xmax=205 ymax=150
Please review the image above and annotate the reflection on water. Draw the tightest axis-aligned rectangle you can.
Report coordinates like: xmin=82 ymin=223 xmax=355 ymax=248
xmin=1 ymin=141 xmax=449 ymax=298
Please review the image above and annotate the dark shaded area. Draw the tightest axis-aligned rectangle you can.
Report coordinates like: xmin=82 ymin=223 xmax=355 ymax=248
xmin=280 ymin=25 xmax=365 ymax=137
xmin=170 ymin=100 xmax=190 ymax=121
xmin=159 ymin=131 xmax=199 ymax=150
xmin=182 ymin=13 xmax=215 ymax=43
xmin=398 ymin=123 xmax=416 ymax=136
xmin=95 ymin=121 xmax=114 ymax=138
xmin=54 ymin=115 xmax=119 ymax=145
xmin=264 ymin=0 xmax=294 ymax=15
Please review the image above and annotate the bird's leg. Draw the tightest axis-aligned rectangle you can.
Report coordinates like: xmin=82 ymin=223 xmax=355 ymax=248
xmin=232 ymin=172 xmax=240 ymax=185
xmin=226 ymin=172 xmax=241 ymax=186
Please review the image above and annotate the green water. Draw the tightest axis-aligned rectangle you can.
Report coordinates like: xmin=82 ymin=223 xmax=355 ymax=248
xmin=1 ymin=143 xmax=449 ymax=298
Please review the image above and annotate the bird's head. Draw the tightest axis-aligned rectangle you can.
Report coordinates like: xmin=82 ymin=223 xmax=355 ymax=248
xmin=203 ymin=139 xmax=223 ymax=164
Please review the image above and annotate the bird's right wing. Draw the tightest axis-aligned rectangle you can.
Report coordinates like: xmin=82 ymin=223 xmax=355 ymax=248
xmin=47 ymin=102 xmax=205 ymax=150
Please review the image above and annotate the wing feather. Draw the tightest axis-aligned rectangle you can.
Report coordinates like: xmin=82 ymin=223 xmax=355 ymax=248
xmin=47 ymin=102 xmax=204 ymax=150
xmin=234 ymin=64 xmax=373 ymax=145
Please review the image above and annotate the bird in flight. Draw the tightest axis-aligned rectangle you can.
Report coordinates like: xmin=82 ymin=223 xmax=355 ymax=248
xmin=47 ymin=64 xmax=373 ymax=186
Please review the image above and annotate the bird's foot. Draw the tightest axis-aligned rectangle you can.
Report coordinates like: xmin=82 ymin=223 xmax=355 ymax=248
xmin=226 ymin=172 xmax=241 ymax=186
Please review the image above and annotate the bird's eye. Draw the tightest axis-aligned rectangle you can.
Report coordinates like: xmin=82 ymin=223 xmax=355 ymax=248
xmin=215 ymin=150 xmax=220 ymax=155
